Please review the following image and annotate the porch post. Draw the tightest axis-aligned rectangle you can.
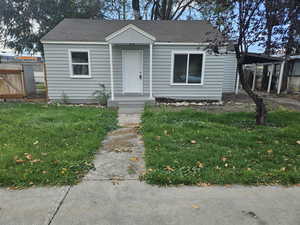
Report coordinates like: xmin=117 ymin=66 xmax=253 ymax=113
xmin=251 ymin=64 xmax=257 ymax=91
xmin=109 ymin=43 xmax=114 ymax=100
xmin=267 ymin=64 xmax=275 ymax=93
xmin=277 ymin=61 xmax=285 ymax=95
xmin=149 ymin=43 xmax=153 ymax=99
xmin=235 ymin=70 xmax=240 ymax=95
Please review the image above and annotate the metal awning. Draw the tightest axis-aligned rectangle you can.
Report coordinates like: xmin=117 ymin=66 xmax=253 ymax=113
xmin=243 ymin=53 xmax=282 ymax=64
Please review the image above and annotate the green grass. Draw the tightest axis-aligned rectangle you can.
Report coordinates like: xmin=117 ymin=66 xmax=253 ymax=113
xmin=0 ymin=103 xmax=117 ymax=187
xmin=141 ymin=107 xmax=300 ymax=185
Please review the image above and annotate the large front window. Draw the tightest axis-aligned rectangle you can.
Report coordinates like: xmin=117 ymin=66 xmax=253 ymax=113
xmin=172 ymin=52 xmax=204 ymax=84
xmin=69 ymin=50 xmax=91 ymax=78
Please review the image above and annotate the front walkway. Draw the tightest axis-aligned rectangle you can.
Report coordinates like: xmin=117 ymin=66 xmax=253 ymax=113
xmin=84 ymin=113 xmax=145 ymax=181
xmin=1 ymin=112 xmax=300 ymax=225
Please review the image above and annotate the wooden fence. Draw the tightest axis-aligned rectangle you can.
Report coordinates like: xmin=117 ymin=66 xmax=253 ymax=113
xmin=0 ymin=68 xmax=26 ymax=99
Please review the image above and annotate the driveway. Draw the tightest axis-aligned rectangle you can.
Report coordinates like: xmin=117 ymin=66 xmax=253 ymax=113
xmin=1 ymin=113 xmax=300 ymax=225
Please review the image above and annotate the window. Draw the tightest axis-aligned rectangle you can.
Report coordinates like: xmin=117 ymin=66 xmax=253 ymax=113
xmin=172 ymin=52 xmax=204 ymax=85
xmin=69 ymin=50 xmax=91 ymax=78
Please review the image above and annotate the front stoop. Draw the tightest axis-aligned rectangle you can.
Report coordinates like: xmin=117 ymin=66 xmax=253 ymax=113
xmin=108 ymin=96 xmax=155 ymax=114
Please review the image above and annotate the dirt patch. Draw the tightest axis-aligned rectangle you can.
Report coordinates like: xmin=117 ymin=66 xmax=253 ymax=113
xmin=154 ymin=93 xmax=299 ymax=113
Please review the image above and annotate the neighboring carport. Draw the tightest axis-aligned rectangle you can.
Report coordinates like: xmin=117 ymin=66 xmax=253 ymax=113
xmin=236 ymin=53 xmax=284 ymax=94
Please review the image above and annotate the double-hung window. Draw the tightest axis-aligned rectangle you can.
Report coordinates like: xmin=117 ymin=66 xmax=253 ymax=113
xmin=172 ymin=52 xmax=204 ymax=85
xmin=69 ymin=50 xmax=91 ymax=78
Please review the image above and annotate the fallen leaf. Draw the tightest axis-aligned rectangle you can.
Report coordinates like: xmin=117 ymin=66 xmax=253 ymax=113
xmin=197 ymin=182 xmax=210 ymax=187
xmin=42 ymin=170 xmax=48 ymax=174
xmin=267 ymin=149 xmax=273 ymax=154
xmin=155 ymin=136 xmax=161 ymax=140
xmin=224 ymin=163 xmax=228 ymax=167
xmin=247 ymin=168 xmax=252 ymax=171
xmin=196 ymin=161 xmax=204 ymax=168
xmin=15 ymin=159 xmax=25 ymax=164
xmin=192 ymin=204 xmax=200 ymax=209
xmin=164 ymin=165 xmax=175 ymax=171
xmin=30 ymin=159 xmax=41 ymax=163
xmin=221 ymin=157 xmax=227 ymax=162
xmin=280 ymin=167 xmax=286 ymax=171
xmin=129 ymin=157 xmax=139 ymax=162
xmin=41 ymin=152 xmax=48 ymax=156
xmin=191 ymin=140 xmax=197 ymax=144
xmin=24 ymin=154 xmax=33 ymax=160
xmin=296 ymin=140 xmax=300 ymax=145
xmin=33 ymin=141 xmax=39 ymax=145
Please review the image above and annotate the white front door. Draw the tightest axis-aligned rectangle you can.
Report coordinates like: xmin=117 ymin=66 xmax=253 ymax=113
xmin=122 ymin=50 xmax=143 ymax=93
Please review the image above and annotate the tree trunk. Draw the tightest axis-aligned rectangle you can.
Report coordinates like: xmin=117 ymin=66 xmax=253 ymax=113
xmin=132 ymin=0 xmax=141 ymax=20
xmin=235 ymin=45 xmax=267 ymax=125
xmin=237 ymin=61 xmax=267 ymax=125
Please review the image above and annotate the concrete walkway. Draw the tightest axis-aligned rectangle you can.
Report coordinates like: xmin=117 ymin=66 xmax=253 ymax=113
xmin=1 ymin=113 xmax=300 ymax=225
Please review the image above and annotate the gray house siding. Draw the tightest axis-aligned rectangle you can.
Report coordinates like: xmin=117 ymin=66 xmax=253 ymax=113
xmin=222 ymin=54 xmax=237 ymax=93
xmin=152 ymin=45 xmax=225 ymax=100
xmin=44 ymin=44 xmax=110 ymax=103
xmin=44 ymin=43 xmax=234 ymax=103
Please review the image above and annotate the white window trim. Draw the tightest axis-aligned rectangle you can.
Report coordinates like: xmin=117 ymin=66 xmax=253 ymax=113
xmin=170 ymin=50 xmax=206 ymax=86
xmin=68 ymin=49 xmax=92 ymax=78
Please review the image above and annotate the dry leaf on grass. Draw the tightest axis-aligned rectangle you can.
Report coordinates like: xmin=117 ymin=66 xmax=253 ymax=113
xmin=164 ymin=165 xmax=175 ymax=171
xmin=267 ymin=149 xmax=273 ymax=154
xmin=190 ymin=140 xmax=197 ymax=144
xmin=196 ymin=161 xmax=204 ymax=168
xmin=24 ymin=153 xmax=33 ymax=160
xmin=296 ymin=140 xmax=300 ymax=145
xmin=15 ymin=159 xmax=25 ymax=164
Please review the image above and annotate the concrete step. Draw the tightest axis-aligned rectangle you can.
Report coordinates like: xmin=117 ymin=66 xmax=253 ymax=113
xmin=108 ymin=97 xmax=155 ymax=108
xmin=118 ymin=107 xmax=144 ymax=114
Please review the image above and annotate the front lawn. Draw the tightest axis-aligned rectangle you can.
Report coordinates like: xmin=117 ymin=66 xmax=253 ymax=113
xmin=0 ymin=103 xmax=117 ymax=187
xmin=141 ymin=107 xmax=300 ymax=185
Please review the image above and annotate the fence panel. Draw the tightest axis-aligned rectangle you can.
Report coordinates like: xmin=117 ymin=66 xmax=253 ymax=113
xmin=0 ymin=68 xmax=25 ymax=98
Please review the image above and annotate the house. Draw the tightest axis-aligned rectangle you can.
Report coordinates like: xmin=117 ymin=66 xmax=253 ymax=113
xmin=287 ymin=55 xmax=300 ymax=92
xmin=41 ymin=19 xmax=237 ymax=106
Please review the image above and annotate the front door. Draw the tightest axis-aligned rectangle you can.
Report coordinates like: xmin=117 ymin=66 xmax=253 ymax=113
xmin=122 ymin=50 xmax=143 ymax=93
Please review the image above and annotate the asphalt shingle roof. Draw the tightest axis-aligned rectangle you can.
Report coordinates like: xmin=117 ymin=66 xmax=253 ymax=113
xmin=41 ymin=19 xmax=224 ymax=43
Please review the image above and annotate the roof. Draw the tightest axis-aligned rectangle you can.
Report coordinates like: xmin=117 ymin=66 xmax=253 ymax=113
xmin=244 ymin=53 xmax=283 ymax=64
xmin=41 ymin=19 xmax=224 ymax=43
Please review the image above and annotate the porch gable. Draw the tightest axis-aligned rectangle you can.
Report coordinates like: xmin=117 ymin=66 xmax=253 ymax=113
xmin=105 ymin=24 xmax=156 ymax=44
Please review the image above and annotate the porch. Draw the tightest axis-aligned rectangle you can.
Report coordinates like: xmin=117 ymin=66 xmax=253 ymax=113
xmin=106 ymin=24 xmax=155 ymax=109
xmin=108 ymin=96 xmax=155 ymax=113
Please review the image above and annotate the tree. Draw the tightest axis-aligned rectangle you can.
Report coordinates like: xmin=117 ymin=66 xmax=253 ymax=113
xmin=140 ymin=0 xmax=195 ymax=20
xmin=132 ymin=0 xmax=142 ymax=19
xmin=104 ymin=0 xmax=130 ymax=20
xmin=261 ymin=0 xmax=285 ymax=91
xmin=0 ymin=0 xmax=104 ymax=54
xmin=280 ymin=0 xmax=300 ymax=91
xmin=233 ymin=0 xmax=268 ymax=125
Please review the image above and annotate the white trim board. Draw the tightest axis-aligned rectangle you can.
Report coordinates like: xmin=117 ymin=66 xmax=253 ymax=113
xmin=42 ymin=41 xmax=108 ymax=45
xmin=105 ymin=24 xmax=156 ymax=42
